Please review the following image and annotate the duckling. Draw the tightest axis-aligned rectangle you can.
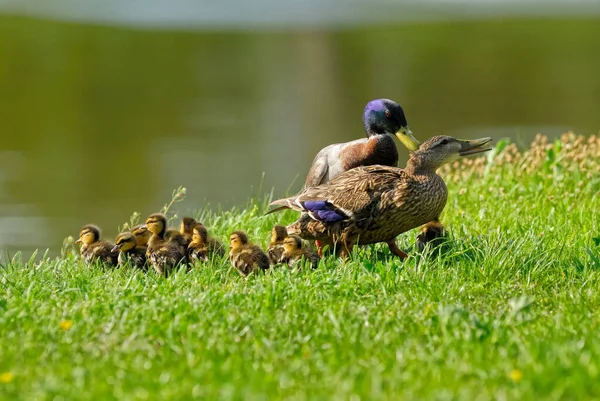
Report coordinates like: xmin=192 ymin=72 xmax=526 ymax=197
xmin=112 ymin=231 xmax=147 ymax=269
xmin=76 ymin=224 xmax=118 ymax=266
xmin=416 ymin=220 xmax=447 ymax=252
xmin=188 ymin=223 xmax=225 ymax=262
xmin=229 ymin=231 xmax=270 ymax=276
xmin=131 ymin=224 xmax=151 ymax=247
xmin=144 ymin=213 xmax=188 ymax=275
xmin=179 ymin=216 xmax=198 ymax=246
xmin=280 ymin=235 xmax=320 ymax=270
xmin=269 ymin=135 xmax=492 ymax=259
xmin=180 ymin=217 xmax=198 ymax=236
xmin=267 ymin=225 xmax=288 ymax=265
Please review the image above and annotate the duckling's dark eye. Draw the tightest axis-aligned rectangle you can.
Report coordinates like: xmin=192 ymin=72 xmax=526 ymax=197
xmin=440 ymin=139 xmax=448 ymax=145
xmin=385 ymin=110 xmax=391 ymax=118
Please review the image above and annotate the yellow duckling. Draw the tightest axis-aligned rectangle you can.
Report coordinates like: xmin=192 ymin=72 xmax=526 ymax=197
xmin=188 ymin=223 xmax=225 ymax=262
xmin=280 ymin=235 xmax=320 ymax=270
xmin=144 ymin=213 xmax=188 ymax=275
xmin=76 ymin=224 xmax=118 ymax=266
xmin=229 ymin=231 xmax=270 ymax=276
xmin=179 ymin=216 xmax=198 ymax=246
xmin=267 ymin=225 xmax=288 ymax=265
xmin=112 ymin=232 xmax=147 ymax=269
xmin=131 ymin=224 xmax=151 ymax=247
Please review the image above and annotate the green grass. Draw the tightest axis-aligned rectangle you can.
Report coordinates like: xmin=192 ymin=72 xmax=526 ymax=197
xmin=1 ymin=135 xmax=600 ymax=400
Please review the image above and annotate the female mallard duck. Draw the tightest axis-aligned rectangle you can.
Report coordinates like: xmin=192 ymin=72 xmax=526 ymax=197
xmin=144 ymin=213 xmax=188 ymax=275
xmin=112 ymin=232 xmax=147 ymax=269
xmin=280 ymin=235 xmax=320 ymax=269
xmin=269 ymin=135 xmax=491 ymax=258
xmin=229 ymin=231 xmax=270 ymax=276
xmin=76 ymin=224 xmax=118 ymax=266
xmin=267 ymin=225 xmax=288 ymax=265
xmin=188 ymin=223 xmax=225 ymax=262
xmin=131 ymin=224 xmax=151 ymax=247
xmin=304 ymin=98 xmax=419 ymax=188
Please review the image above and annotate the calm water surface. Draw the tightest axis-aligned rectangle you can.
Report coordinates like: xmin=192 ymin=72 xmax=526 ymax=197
xmin=0 ymin=14 xmax=599 ymax=257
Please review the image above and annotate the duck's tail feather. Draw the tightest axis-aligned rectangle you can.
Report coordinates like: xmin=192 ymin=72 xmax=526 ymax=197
xmin=264 ymin=205 xmax=290 ymax=216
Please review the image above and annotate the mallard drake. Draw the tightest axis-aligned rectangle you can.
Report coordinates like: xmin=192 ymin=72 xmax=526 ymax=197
xmin=131 ymin=224 xmax=151 ymax=247
xmin=269 ymin=136 xmax=492 ymax=258
xmin=76 ymin=224 xmax=118 ymax=266
xmin=229 ymin=231 xmax=270 ymax=276
xmin=267 ymin=225 xmax=288 ymax=265
xmin=144 ymin=213 xmax=188 ymax=275
xmin=280 ymin=235 xmax=320 ymax=269
xmin=112 ymin=232 xmax=147 ymax=269
xmin=416 ymin=220 xmax=447 ymax=252
xmin=304 ymin=98 xmax=419 ymax=188
xmin=188 ymin=223 xmax=225 ymax=262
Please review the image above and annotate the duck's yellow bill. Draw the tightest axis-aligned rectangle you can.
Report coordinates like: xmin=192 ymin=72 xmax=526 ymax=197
xmin=395 ymin=127 xmax=420 ymax=151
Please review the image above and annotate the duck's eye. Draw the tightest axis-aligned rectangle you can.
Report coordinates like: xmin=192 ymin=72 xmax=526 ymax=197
xmin=440 ymin=139 xmax=448 ymax=145
xmin=385 ymin=110 xmax=391 ymax=118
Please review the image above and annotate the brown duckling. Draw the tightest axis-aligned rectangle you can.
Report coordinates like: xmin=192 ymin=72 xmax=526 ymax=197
xmin=144 ymin=213 xmax=188 ymax=275
xmin=180 ymin=217 xmax=198 ymax=236
xmin=131 ymin=224 xmax=151 ymax=247
xmin=415 ymin=220 xmax=447 ymax=252
xmin=179 ymin=216 xmax=198 ymax=246
xmin=112 ymin=232 xmax=147 ymax=269
xmin=188 ymin=223 xmax=225 ymax=262
xmin=280 ymin=235 xmax=320 ymax=270
xmin=229 ymin=231 xmax=270 ymax=276
xmin=267 ymin=225 xmax=288 ymax=265
xmin=76 ymin=224 xmax=118 ymax=266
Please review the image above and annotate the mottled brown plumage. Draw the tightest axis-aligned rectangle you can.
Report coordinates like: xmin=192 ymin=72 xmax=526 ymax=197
xmin=113 ymin=232 xmax=147 ymax=270
xmin=77 ymin=224 xmax=118 ymax=266
xmin=280 ymin=235 xmax=320 ymax=269
xmin=229 ymin=231 xmax=270 ymax=276
xmin=188 ymin=223 xmax=225 ymax=262
xmin=270 ymin=136 xmax=492 ymax=258
xmin=267 ymin=225 xmax=288 ymax=265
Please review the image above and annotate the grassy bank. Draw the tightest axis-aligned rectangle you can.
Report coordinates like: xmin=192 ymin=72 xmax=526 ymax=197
xmin=1 ymin=133 xmax=599 ymax=400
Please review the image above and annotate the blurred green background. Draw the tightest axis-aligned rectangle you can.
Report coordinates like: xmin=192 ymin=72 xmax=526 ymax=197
xmin=0 ymin=2 xmax=599 ymax=257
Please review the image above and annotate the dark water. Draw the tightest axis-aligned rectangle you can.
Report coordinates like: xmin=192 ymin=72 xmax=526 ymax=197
xmin=0 ymin=14 xmax=599 ymax=257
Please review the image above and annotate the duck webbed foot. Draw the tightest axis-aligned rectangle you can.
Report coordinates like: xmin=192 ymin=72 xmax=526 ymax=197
xmin=416 ymin=220 xmax=447 ymax=252
xmin=387 ymin=240 xmax=408 ymax=260
xmin=315 ymin=240 xmax=324 ymax=258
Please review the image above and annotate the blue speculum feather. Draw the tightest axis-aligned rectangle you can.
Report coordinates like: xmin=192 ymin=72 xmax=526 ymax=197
xmin=302 ymin=200 xmax=345 ymax=222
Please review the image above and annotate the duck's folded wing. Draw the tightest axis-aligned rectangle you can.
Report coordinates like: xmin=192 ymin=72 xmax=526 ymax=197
xmin=298 ymin=165 xmax=408 ymax=221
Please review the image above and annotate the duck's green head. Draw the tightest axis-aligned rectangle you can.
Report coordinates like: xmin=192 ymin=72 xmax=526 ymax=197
xmin=363 ymin=99 xmax=419 ymax=151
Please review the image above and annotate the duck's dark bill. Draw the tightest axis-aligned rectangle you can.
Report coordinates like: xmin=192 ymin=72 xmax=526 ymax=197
xmin=459 ymin=137 xmax=492 ymax=156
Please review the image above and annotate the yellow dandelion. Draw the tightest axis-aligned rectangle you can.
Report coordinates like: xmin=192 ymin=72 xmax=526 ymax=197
xmin=509 ymin=369 xmax=523 ymax=382
xmin=59 ymin=320 xmax=73 ymax=331
xmin=0 ymin=372 xmax=14 ymax=383
xmin=424 ymin=304 xmax=432 ymax=317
